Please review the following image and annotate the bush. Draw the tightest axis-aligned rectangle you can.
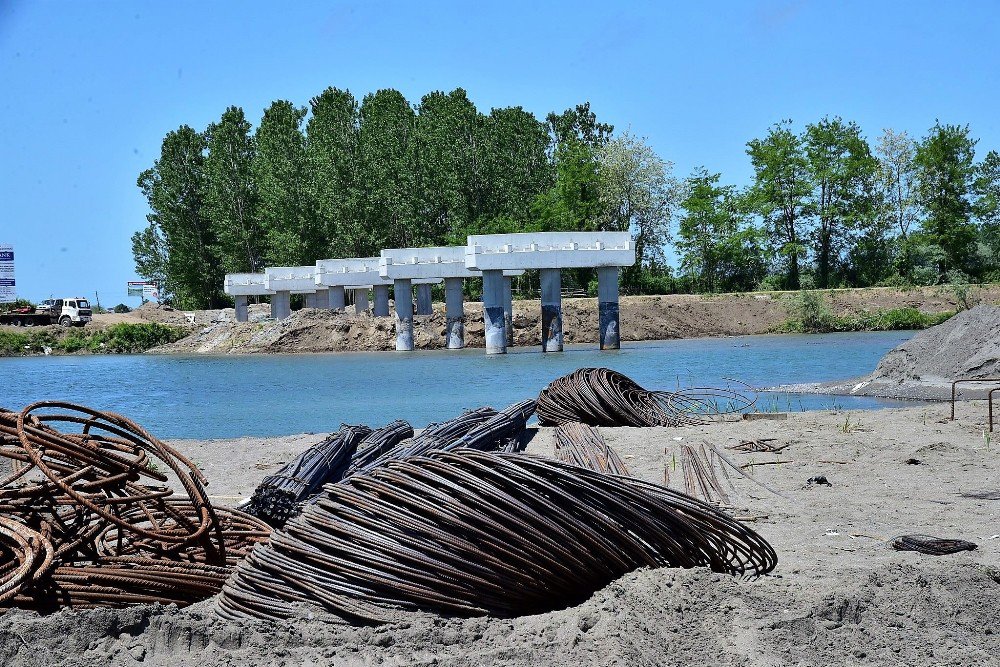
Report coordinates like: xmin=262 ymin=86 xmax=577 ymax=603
xmin=91 ymin=323 xmax=187 ymax=354
xmin=113 ymin=303 xmax=132 ymax=314
xmin=786 ymin=290 xmax=835 ymax=332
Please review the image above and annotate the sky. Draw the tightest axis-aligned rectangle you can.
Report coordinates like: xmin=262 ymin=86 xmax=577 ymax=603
xmin=1 ymin=1 xmax=998 ymax=304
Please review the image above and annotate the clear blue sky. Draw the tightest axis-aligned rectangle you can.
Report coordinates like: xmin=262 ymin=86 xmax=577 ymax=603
xmin=1 ymin=1 xmax=998 ymax=304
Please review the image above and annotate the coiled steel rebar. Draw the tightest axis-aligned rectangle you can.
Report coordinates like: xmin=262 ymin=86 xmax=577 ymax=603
xmin=218 ymin=449 xmax=777 ymax=624
xmin=537 ymin=368 xmax=756 ymax=427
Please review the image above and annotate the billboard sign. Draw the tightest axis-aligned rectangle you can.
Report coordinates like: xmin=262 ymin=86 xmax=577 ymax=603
xmin=127 ymin=281 xmax=146 ymax=297
xmin=142 ymin=284 xmax=160 ymax=301
xmin=0 ymin=244 xmax=14 ymax=303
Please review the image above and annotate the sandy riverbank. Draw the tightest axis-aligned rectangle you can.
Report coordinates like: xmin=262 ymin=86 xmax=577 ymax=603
xmin=3 ymin=401 xmax=997 ymax=666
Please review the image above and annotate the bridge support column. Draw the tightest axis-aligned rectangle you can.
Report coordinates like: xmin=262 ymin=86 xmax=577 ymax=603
xmin=503 ymin=275 xmax=514 ymax=347
xmin=271 ymin=291 xmax=291 ymax=320
xmin=354 ymin=288 xmax=369 ymax=314
xmin=303 ymin=292 xmax=317 ymax=308
xmin=445 ymin=277 xmax=465 ymax=349
xmin=540 ymin=268 xmax=563 ymax=352
xmin=598 ymin=266 xmax=621 ymax=350
xmin=415 ymin=283 xmax=433 ymax=315
xmin=314 ymin=289 xmax=330 ymax=309
xmin=373 ymin=285 xmax=390 ymax=316
xmin=235 ymin=295 xmax=248 ymax=323
xmin=329 ymin=286 xmax=346 ymax=311
xmin=482 ymin=270 xmax=507 ymax=355
xmin=393 ymin=278 xmax=414 ymax=351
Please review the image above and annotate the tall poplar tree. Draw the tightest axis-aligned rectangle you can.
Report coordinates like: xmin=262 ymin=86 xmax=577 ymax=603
xmin=305 ymin=88 xmax=359 ymax=257
xmin=136 ymin=126 xmax=222 ymax=308
xmin=254 ymin=100 xmax=317 ymax=266
xmin=747 ymin=120 xmax=812 ymax=289
xmin=203 ymin=107 xmax=262 ymax=274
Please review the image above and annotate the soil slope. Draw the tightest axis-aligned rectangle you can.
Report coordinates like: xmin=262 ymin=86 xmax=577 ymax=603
xmin=154 ymin=284 xmax=1000 ymax=355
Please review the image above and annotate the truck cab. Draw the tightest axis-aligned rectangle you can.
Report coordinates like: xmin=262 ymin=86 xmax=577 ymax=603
xmin=53 ymin=298 xmax=93 ymax=327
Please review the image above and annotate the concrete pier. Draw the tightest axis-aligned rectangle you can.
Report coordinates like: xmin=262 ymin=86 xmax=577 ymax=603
xmin=540 ymin=268 xmax=563 ymax=352
xmin=354 ymin=288 xmax=369 ymax=314
xmin=444 ymin=277 xmax=464 ymax=349
xmin=373 ymin=285 xmax=390 ymax=317
xmin=234 ymin=295 xmax=248 ymax=322
xmin=314 ymin=289 xmax=330 ymax=309
xmin=482 ymin=270 xmax=507 ymax=355
xmin=415 ymin=283 xmax=433 ymax=315
xmin=329 ymin=285 xmax=346 ymax=311
xmin=503 ymin=275 xmax=514 ymax=346
xmin=393 ymin=278 xmax=414 ymax=351
xmin=597 ymin=266 xmax=621 ymax=350
xmin=271 ymin=291 xmax=291 ymax=320
xmin=303 ymin=292 xmax=317 ymax=308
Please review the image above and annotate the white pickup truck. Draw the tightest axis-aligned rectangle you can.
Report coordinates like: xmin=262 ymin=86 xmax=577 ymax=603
xmin=1 ymin=297 xmax=93 ymax=327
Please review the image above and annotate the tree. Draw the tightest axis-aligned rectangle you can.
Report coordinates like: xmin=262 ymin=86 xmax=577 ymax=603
xmin=136 ymin=126 xmax=223 ymax=308
xmin=254 ymin=100 xmax=319 ymax=266
xmin=874 ymin=128 xmax=919 ymax=280
xmin=409 ymin=89 xmax=482 ymax=245
xmin=129 ymin=223 xmax=167 ymax=292
xmin=203 ymin=107 xmax=262 ymax=274
xmin=595 ymin=133 xmax=678 ymax=290
xmin=357 ymin=89 xmax=417 ymax=251
xmin=545 ymin=102 xmax=614 ymax=152
xmin=305 ymin=87 xmax=359 ymax=257
xmin=676 ymin=169 xmax=768 ymax=293
xmin=973 ymin=149 xmax=1000 ymax=278
xmin=914 ymin=121 xmax=978 ymax=279
xmin=746 ymin=121 xmax=812 ymax=289
xmin=803 ymin=117 xmax=878 ymax=287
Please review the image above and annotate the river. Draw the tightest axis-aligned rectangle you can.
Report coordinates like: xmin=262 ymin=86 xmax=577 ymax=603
xmin=0 ymin=331 xmax=914 ymax=438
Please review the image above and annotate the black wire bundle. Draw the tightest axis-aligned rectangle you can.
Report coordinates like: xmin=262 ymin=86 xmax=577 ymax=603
xmin=537 ymin=368 xmax=755 ymax=427
xmin=218 ymin=449 xmax=777 ymax=623
xmin=246 ymin=424 xmax=371 ymax=527
xmin=343 ymin=420 xmax=414 ymax=478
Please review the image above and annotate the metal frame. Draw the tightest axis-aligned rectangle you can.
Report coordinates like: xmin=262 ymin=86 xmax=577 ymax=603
xmin=949 ymin=378 xmax=1000 ymax=423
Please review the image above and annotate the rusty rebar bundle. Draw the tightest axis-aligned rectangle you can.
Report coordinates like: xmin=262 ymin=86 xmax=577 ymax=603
xmin=553 ymin=422 xmax=630 ymax=475
xmin=0 ymin=402 xmax=270 ymax=610
xmin=217 ymin=449 xmax=776 ymax=624
xmin=537 ymin=368 xmax=756 ymax=427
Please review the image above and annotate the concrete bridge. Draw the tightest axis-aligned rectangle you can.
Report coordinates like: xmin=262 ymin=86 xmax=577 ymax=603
xmin=223 ymin=231 xmax=634 ymax=354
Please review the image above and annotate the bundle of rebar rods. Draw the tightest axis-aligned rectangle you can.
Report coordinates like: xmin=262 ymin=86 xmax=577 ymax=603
xmin=218 ymin=449 xmax=777 ymax=624
xmin=245 ymin=424 xmax=372 ymax=527
xmin=537 ymin=368 xmax=755 ymax=427
xmin=344 ymin=420 xmax=414 ymax=477
xmin=890 ymin=534 xmax=978 ymax=555
xmin=0 ymin=402 xmax=270 ymax=610
xmin=554 ymin=422 xmax=630 ymax=475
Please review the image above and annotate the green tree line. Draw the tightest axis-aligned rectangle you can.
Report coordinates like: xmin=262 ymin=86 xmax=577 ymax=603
xmin=134 ymin=87 xmax=1000 ymax=308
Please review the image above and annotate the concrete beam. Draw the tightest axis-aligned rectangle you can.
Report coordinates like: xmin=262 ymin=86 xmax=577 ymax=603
xmin=224 ymin=273 xmax=273 ymax=297
xmin=540 ymin=268 xmax=562 ymax=352
xmin=466 ymin=232 xmax=635 ymax=271
xmin=415 ymin=283 xmax=433 ymax=315
xmin=381 ymin=245 xmax=525 ymax=280
xmin=373 ymin=284 xmax=390 ymax=317
xmin=598 ymin=266 xmax=620 ymax=350
xmin=393 ymin=279 xmax=414 ymax=351
xmin=444 ymin=277 xmax=464 ymax=349
xmin=265 ymin=266 xmax=318 ymax=294
xmin=482 ymin=270 xmax=506 ymax=355
xmin=234 ymin=295 xmax=248 ymax=323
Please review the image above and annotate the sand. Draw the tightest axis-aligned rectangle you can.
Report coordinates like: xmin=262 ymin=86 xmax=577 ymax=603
xmin=792 ymin=305 xmax=1000 ymax=401
xmin=3 ymin=400 xmax=998 ymax=666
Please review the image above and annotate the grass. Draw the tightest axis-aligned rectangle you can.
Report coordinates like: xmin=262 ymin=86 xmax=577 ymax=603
xmin=778 ymin=290 xmax=956 ymax=333
xmin=0 ymin=323 xmax=187 ymax=357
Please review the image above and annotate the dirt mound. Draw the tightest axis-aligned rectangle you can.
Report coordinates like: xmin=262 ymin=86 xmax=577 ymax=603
xmin=799 ymin=305 xmax=1000 ymax=400
xmin=1 ymin=563 xmax=996 ymax=666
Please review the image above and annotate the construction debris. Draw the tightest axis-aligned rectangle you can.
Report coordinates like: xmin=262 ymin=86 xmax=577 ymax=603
xmin=890 ymin=534 xmax=978 ymax=555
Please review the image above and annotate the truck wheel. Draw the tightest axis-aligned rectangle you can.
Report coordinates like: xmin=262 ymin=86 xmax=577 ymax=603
xmin=59 ymin=316 xmax=72 ymax=327
xmin=14 ymin=318 xmax=23 ymax=327
xmin=24 ymin=318 xmax=35 ymax=327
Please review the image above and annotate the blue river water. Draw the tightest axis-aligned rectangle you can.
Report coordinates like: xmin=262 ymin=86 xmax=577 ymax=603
xmin=0 ymin=331 xmax=914 ymax=439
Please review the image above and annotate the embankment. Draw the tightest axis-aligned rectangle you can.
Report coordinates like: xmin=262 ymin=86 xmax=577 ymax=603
xmin=155 ymin=284 xmax=1000 ymax=355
